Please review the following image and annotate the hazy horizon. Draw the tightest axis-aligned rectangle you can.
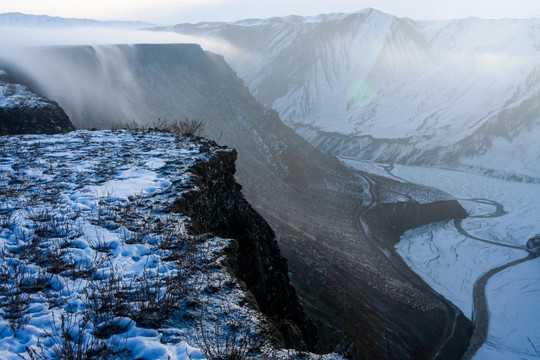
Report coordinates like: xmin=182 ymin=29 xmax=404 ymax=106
xmin=1 ymin=0 xmax=540 ymax=25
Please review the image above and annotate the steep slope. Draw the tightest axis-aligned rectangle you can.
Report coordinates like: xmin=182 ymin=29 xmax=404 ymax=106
xmin=0 ymin=43 xmax=472 ymax=358
xmin=164 ymin=9 xmax=540 ymax=179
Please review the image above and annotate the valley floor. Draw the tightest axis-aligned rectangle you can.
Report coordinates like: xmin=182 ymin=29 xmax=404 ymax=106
xmin=341 ymin=158 xmax=540 ymax=360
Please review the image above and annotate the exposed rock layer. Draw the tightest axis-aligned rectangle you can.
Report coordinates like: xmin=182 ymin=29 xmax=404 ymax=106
xmin=172 ymin=146 xmax=318 ymax=350
xmin=0 ymin=105 xmax=74 ymax=135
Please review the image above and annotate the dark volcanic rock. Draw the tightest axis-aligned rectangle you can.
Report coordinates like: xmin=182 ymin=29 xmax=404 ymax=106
xmin=172 ymin=146 xmax=318 ymax=351
xmin=526 ymin=234 xmax=540 ymax=255
xmin=0 ymin=106 xmax=74 ymax=135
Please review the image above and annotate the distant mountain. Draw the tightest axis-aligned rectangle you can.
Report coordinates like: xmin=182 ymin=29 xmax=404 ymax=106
xmin=0 ymin=12 xmax=154 ymax=28
xmin=164 ymin=8 xmax=540 ymax=180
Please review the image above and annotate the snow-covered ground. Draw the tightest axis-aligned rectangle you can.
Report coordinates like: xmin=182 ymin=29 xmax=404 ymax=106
xmin=341 ymin=158 xmax=540 ymax=360
xmin=0 ymin=77 xmax=52 ymax=109
xmin=0 ymin=130 xmax=340 ymax=360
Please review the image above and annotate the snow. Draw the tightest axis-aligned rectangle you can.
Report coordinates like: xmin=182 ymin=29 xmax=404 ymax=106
xmin=461 ymin=131 xmax=540 ymax=180
xmin=397 ymin=222 xmax=524 ymax=318
xmin=0 ymin=130 xmax=340 ymax=360
xmin=474 ymin=258 xmax=540 ymax=359
xmin=390 ymin=164 xmax=540 ymax=248
xmin=0 ymin=80 xmax=52 ymax=109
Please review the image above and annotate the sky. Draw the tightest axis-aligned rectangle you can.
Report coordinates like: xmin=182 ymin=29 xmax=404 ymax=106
xmin=1 ymin=0 xmax=540 ymax=24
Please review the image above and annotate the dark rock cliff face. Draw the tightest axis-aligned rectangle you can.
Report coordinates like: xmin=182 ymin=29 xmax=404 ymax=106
xmin=0 ymin=105 xmax=74 ymax=135
xmin=367 ymin=200 xmax=468 ymax=238
xmin=171 ymin=145 xmax=318 ymax=351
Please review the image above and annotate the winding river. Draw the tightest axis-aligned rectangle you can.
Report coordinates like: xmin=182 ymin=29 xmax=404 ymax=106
xmin=453 ymin=199 xmax=535 ymax=359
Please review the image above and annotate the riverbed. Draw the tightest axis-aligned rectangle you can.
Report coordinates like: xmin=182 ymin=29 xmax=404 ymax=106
xmin=340 ymin=158 xmax=540 ymax=360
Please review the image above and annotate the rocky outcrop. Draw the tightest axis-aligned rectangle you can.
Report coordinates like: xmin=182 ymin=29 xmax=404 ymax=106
xmin=0 ymin=105 xmax=74 ymax=135
xmin=0 ymin=72 xmax=74 ymax=135
xmin=367 ymin=199 xmax=468 ymax=239
xmin=172 ymin=145 xmax=318 ymax=351
xmin=526 ymin=234 xmax=540 ymax=255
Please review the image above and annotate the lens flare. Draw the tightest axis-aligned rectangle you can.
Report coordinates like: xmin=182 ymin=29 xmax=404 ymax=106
xmin=346 ymin=79 xmax=376 ymax=109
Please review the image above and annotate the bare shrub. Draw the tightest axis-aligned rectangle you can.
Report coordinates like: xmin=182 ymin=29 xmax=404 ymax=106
xmin=0 ymin=209 xmax=13 ymax=230
xmin=0 ymin=259 xmax=50 ymax=335
xmin=84 ymin=265 xmax=133 ymax=338
xmin=0 ymin=261 xmax=50 ymax=335
xmin=195 ymin=307 xmax=266 ymax=360
xmin=65 ymin=252 xmax=107 ymax=281
xmin=42 ymin=246 xmax=75 ymax=275
xmin=87 ymin=231 xmax=116 ymax=254
xmin=23 ymin=313 xmax=129 ymax=360
xmin=108 ymin=117 xmax=206 ymax=137
xmin=131 ymin=264 xmax=185 ymax=328
xmin=111 ymin=120 xmax=139 ymax=131
xmin=169 ymin=118 xmax=205 ymax=137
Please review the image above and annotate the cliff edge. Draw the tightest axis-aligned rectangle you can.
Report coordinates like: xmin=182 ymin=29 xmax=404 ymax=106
xmin=173 ymin=144 xmax=319 ymax=351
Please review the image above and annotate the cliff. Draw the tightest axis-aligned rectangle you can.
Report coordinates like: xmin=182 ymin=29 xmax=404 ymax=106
xmin=172 ymin=145 xmax=318 ymax=350
xmin=0 ymin=130 xmax=342 ymax=360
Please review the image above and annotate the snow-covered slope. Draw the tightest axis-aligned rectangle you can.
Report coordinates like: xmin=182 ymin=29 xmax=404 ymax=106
xmin=166 ymin=9 xmax=540 ymax=179
xmin=0 ymin=78 xmax=51 ymax=109
xmin=0 ymin=130 xmax=340 ymax=360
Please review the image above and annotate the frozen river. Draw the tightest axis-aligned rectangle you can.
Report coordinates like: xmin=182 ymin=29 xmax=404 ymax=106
xmin=341 ymin=158 xmax=540 ymax=360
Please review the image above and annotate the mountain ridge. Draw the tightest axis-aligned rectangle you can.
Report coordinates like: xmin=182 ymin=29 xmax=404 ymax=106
xmin=0 ymin=12 xmax=155 ymax=28
xmin=163 ymin=10 xmax=540 ymax=179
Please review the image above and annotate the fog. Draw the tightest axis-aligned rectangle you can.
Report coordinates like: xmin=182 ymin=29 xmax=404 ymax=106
xmin=0 ymin=25 xmax=253 ymax=129
xmin=0 ymin=25 xmax=248 ymax=62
